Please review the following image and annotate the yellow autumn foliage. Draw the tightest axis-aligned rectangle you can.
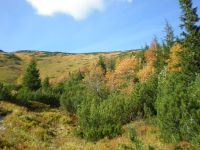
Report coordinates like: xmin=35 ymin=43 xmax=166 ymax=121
xmin=137 ymin=64 xmax=154 ymax=82
xmin=137 ymin=40 xmax=157 ymax=81
xmin=167 ymin=43 xmax=182 ymax=72
xmin=105 ymin=57 xmax=138 ymax=94
xmin=115 ymin=57 xmax=138 ymax=77
xmin=144 ymin=40 xmax=157 ymax=63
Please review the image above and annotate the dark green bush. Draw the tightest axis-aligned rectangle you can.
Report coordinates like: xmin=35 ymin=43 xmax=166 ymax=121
xmin=0 ymin=82 xmax=12 ymax=100
xmin=75 ymin=93 xmax=134 ymax=141
xmin=33 ymin=90 xmax=60 ymax=107
xmin=60 ymin=71 xmax=87 ymax=113
xmin=15 ymin=88 xmax=31 ymax=106
xmin=60 ymin=81 xmax=88 ymax=113
xmin=16 ymin=88 xmax=60 ymax=107
xmin=157 ymin=72 xmax=200 ymax=143
xmin=156 ymin=72 xmax=188 ymax=142
xmin=132 ymin=75 xmax=158 ymax=118
xmin=75 ymin=98 xmax=122 ymax=141
xmin=100 ymin=93 xmax=135 ymax=124
xmin=185 ymin=74 xmax=200 ymax=143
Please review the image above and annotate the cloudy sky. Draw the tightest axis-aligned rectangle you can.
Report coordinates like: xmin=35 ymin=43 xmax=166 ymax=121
xmin=0 ymin=0 xmax=199 ymax=52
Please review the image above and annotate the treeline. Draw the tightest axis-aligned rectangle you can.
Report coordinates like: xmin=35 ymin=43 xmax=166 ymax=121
xmin=0 ymin=0 xmax=199 ymax=145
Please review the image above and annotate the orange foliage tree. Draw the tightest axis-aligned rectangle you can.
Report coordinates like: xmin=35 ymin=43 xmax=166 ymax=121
xmin=138 ymin=40 xmax=157 ymax=81
xmin=144 ymin=40 xmax=157 ymax=64
xmin=137 ymin=65 xmax=154 ymax=82
xmin=105 ymin=57 xmax=138 ymax=94
xmin=84 ymin=64 xmax=106 ymax=95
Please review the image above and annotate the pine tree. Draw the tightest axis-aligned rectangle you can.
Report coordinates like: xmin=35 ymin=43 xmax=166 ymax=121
xmin=156 ymin=72 xmax=188 ymax=142
xmin=42 ymin=76 xmax=50 ymax=90
xmin=157 ymin=1 xmax=200 ymax=142
xmin=179 ymin=0 xmax=200 ymax=80
xmin=164 ymin=21 xmax=175 ymax=48
xmin=23 ymin=60 xmax=41 ymax=91
xmin=179 ymin=0 xmax=199 ymax=34
xmin=98 ymin=55 xmax=107 ymax=75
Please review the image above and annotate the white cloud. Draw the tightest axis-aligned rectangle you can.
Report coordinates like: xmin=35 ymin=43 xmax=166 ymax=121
xmin=26 ymin=0 xmax=132 ymax=21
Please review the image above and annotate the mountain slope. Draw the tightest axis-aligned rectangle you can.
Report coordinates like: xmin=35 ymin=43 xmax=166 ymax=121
xmin=0 ymin=50 xmax=126 ymax=84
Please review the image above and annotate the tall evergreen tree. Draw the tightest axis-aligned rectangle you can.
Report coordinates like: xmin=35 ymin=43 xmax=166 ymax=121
xmin=23 ymin=60 xmax=41 ymax=91
xmin=154 ymin=21 xmax=174 ymax=73
xmin=179 ymin=0 xmax=199 ymax=34
xmin=179 ymin=0 xmax=200 ymax=80
xmin=164 ymin=20 xmax=174 ymax=48
xmin=156 ymin=1 xmax=200 ymax=142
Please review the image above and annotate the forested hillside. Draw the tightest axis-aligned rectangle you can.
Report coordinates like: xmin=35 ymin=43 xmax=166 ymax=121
xmin=0 ymin=0 xmax=200 ymax=149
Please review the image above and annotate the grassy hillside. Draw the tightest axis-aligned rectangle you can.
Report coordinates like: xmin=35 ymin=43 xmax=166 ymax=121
xmin=1 ymin=101 xmax=192 ymax=150
xmin=0 ymin=50 xmax=135 ymax=84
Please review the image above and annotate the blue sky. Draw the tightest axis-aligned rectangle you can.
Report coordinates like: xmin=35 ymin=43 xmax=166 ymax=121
xmin=0 ymin=0 xmax=199 ymax=53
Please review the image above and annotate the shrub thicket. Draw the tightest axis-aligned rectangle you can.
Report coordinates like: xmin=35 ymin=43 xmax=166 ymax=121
xmin=132 ymin=75 xmax=158 ymax=118
xmin=16 ymin=88 xmax=60 ymax=107
xmin=60 ymin=81 xmax=88 ymax=113
xmin=0 ymin=82 xmax=12 ymax=100
xmin=75 ymin=97 xmax=122 ymax=141
xmin=75 ymin=93 xmax=137 ymax=141
xmin=156 ymin=72 xmax=189 ymax=142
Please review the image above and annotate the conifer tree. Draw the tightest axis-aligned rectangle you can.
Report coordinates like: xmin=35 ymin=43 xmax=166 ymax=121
xmin=179 ymin=0 xmax=200 ymax=80
xmin=98 ymin=55 xmax=107 ymax=75
xmin=23 ymin=60 xmax=41 ymax=91
xmin=42 ymin=76 xmax=50 ymax=90
xmin=157 ymin=1 xmax=200 ymax=142
xmin=164 ymin=21 xmax=175 ymax=48
xmin=179 ymin=0 xmax=199 ymax=34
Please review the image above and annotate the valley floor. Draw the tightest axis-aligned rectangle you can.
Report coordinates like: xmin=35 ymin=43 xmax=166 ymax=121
xmin=0 ymin=101 xmax=198 ymax=150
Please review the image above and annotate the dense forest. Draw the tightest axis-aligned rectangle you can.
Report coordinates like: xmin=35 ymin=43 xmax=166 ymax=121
xmin=0 ymin=0 xmax=200 ymax=149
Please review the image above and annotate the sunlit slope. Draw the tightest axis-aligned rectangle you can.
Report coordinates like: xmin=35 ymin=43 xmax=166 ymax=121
xmin=0 ymin=101 xmax=186 ymax=150
xmin=0 ymin=51 xmax=123 ymax=84
xmin=0 ymin=52 xmax=22 ymax=83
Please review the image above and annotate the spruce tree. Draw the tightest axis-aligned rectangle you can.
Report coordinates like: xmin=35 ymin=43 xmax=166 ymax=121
xmin=42 ymin=76 xmax=50 ymax=90
xmin=23 ymin=60 xmax=41 ymax=91
xmin=154 ymin=22 xmax=174 ymax=73
xmin=164 ymin=20 xmax=174 ymax=48
xmin=179 ymin=0 xmax=199 ymax=34
xmin=157 ymin=1 xmax=200 ymax=142
xmin=98 ymin=55 xmax=107 ymax=75
xmin=179 ymin=0 xmax=200 ymax=80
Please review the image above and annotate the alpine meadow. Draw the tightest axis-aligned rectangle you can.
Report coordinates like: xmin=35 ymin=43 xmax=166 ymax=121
xmin=0 ymin=0 xmax=200 ymax=149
